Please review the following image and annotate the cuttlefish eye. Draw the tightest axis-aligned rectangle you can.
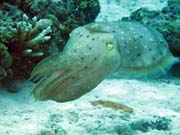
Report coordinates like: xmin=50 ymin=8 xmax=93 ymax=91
xmin=106 ymin=42 xmax=114 ymax=50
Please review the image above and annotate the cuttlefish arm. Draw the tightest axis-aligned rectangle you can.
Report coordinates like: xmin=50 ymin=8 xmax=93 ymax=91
xmin=30 ymin=53 xmax=67 ymax=82
xmin=30 ymin=25 xmax=120 ymax=102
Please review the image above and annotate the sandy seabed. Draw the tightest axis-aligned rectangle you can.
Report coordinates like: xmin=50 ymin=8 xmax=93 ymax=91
xmin=0 ymin=77 xmax=180 ymax=135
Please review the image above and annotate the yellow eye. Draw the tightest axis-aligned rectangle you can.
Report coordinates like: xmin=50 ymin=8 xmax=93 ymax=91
xmin=106 ymin=42 xmax=114 ymax=50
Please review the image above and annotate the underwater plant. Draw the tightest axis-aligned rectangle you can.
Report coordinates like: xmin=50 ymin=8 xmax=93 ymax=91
xmin=30 ymin=22 xmax=179 ymax=103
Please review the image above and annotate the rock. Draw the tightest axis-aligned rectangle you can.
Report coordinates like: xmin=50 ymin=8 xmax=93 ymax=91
xmin=38 ymin=128 xmax=55 ymax=135
xmin=129 ymin=116 xmax=171 ymax=132
xmin=116 ymin=124 xmax=134 ymax=135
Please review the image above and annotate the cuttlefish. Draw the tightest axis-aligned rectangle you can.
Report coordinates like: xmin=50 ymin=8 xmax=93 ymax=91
xmin=30 ymin=22 xmax=179 ymax=102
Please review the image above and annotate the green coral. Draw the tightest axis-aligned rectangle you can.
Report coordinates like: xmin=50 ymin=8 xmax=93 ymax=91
xmin=79 ymin=0 xmax=99 ymax=9
xmin=0 ymin=43 xmax=12 ymax=67
xmin=0 ymin=29 xmax=16 ymax=43
xmin=128 ymin=8 xmax=160 ymax=23
xmin=158 ymin=21 xmax=180 ymax=56
xmin=0 ymin=3 xmax=22 ymax=44
xmin=0 ymin=42 xmax=12 ymax=81
xmin=168 ymin=0 xmax=180 ymax=5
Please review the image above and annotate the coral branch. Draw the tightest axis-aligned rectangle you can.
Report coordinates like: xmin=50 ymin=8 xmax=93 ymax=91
xmin=16 ymin=14 xmax=52 ymax=56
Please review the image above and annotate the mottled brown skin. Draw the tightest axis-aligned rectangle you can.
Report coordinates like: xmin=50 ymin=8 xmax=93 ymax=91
xmin=30 ymin=22 xmax=178 ymax=102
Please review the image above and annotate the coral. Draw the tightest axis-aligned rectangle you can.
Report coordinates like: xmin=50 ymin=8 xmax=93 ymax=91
xmin=124 ymin=8 xmax=160 ymax=24
xmin=0 ymin=3 xmax=52 ymax=86
xmin=0 ymin=43 xmax=12 ymax=81
xmin=3 ymin=14 xmax=52 ymax=82
xmin=1 ymin=0 xmax=100 ymax=51
xmin=157 ymin=21 xmax=180 ymax=56
xmin=15 ymin=14 xmax=52 ymax=57
xmin=24 ymin=0 xmax=100 ymax=50
xmin=0 ymin=3 xmax=23 ymax=44
xmin=2 ymin=0 xmax=100 ymax=50
xmin=168 ymin=0 xmax=180 ymax=5
xmin=0 ymin=1 xmax=100 ymax=86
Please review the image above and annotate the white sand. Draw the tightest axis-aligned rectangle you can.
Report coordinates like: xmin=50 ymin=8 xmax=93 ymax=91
xmin=96 ymin=0 xmax=168 ymax=22
xmin=0 ymin=77 xmax=180 ymax=135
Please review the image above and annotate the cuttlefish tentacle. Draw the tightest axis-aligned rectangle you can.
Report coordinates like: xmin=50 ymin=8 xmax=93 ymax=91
xmin=30 ymin=22 xmax=179 ymax=102
xmin=32 ymin=64 xmax=73 ymax=100
xmin=36 ymin=59 xmax=85 ymax=101
xmin=43 ymin=54 xmax=117 ymax=102
xmin=30 ymin=53 xmax=69 ymax=82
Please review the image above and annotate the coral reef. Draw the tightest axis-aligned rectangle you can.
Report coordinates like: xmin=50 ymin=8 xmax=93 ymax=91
xmin=158 ymin=21 xmax=180 ymax=56
xmin=122 ymin=4 xmax=180 ymax=57
xmin=0 ymin=0 xmax=100 ymax=87
xmin=0 ymin=3 xmax=53 ymax=86
xmin=0 ymin=43 xmax=12 ymax=81
xmin=168 ymin=0 xmax=180 ymax=5
xmin=1 ymin=0 xmax=100 ymax=50
xmin=0 ymin=3 xmax=23 ymax=44
xmin=15 ymin=14 xmax=52 ymax=57
xmin=28 ymin=0 xmax=100 ymax=50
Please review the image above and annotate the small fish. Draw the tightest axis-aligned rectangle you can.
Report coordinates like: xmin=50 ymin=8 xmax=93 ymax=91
xmin=30 ymin=22 xmax=179 ymax=102
xmin=90 ymin=100 xmax=133 ymax=113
